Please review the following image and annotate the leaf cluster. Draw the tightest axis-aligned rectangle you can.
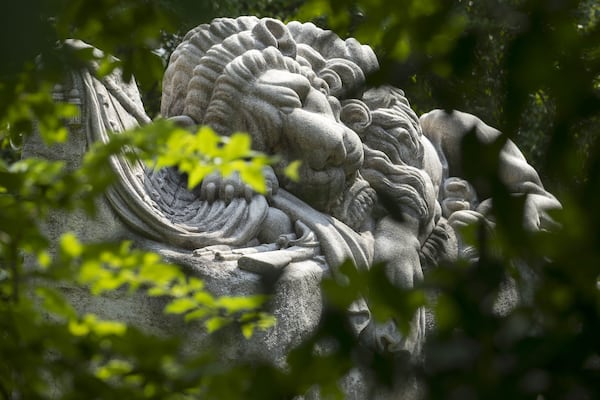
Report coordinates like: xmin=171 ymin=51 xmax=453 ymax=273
xmin=0 ymin=125 xmax=277 ymax=399
xmin=296 ymin=1 xmax=600 ymax=398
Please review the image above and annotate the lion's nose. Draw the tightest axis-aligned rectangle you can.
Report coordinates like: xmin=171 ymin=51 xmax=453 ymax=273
xmin=303 ymin=124 xmax=348 ymax=171
xmin=341 ymin=128 xmax=364 ymax=175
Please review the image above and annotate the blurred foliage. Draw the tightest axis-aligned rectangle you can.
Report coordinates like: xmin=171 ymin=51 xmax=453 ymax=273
xmin=0 ymin=2 xmax=285 ymax=398
xmin=0 ymin=113 xmax=276 ymax=398
xmin=151 ymin=125 xmax=275 ymax=193
xmin=1 ymin=0 xmax=600 ymax=399
xmin=299 ymin=0 xmax=600 ymax=187
xmin=296 ymin=0 xmax=600 ymax=399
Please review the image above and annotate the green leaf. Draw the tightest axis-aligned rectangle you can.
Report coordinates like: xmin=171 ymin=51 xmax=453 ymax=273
xmin=170 ymin=282 xmax=192 ymax=298
xmin=78 ymin=259 xmax=104 ymax=284
xmin=222 ymin=132 xmax=251 ymax=161
xmin=220 ymin=160 xmax=247 ymax=178
xmin=239 ymin=167 xmax=267 ymax=194
xmin=241 ymin=323 xmax=255 ymax=339
xmin=165 ymin=298 xmax=198 ymax=315
xmin=147 ymin=286 xmax=170 ymax=297
xmin=284 ymin=160 xmax=301 ymax=182
xmin=205 ymin=316 xmax=227 ymax=333
xmin=195 ymin=126 xmax=221 ymax=157
xmin=184 ymin=308 xmax=211 ymax=322
xmin=256 ymin=313 xmax=277 ymax=330
xmin=95 ymin=359 xmax=133 ymax=380
xmin=37 ymin=250 xmax=52 ymax=269
xmin=216 ymin=295 xmax=268 ymax=313
xmin=187 ymin=277 xmax=204 ymax=291
xmin=90 ymin=318 xmax=127 ymax=337
xmin=187 ymin=164 xmax=215 ymax=189
xmin=87 ymin=269 xmax=126 ymax=295
xmin=138 ymin=262 xmax=182 ymax=286
xmin=68 ymin=320 xmax=90 ymax=336
xmin=35 ymin=286 xmax=77 ymax=319
xmin=60 ymin=232 xmax=83 ymax=258
xmin=70 ymin=314 xmax=127 ymax=337
xmin=240 ymin=313 xmax=276 ymax=339
xmin=193 ymin=291 xmax=216 ymax=307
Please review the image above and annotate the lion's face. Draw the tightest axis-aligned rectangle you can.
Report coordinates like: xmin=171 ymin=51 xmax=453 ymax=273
xmin=252 ymin=69 xmax=375 ymax=229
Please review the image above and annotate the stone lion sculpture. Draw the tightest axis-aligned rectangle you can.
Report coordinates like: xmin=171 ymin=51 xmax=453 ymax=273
xmin=42 ymin=16 xmax=561 ymax=398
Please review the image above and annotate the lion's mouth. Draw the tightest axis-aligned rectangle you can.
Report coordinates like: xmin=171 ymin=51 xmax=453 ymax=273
xmin=279 ymin=165 xmax=376 ymax=231
xmin=330 ymin=172 xmax=376 ymax=231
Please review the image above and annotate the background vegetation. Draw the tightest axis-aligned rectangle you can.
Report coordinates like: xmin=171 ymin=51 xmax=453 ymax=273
xmin=1 ymin=0 xmax=599 ymax=398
